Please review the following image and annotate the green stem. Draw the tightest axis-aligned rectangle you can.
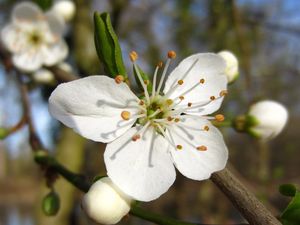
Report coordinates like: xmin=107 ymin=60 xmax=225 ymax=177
xmin=212 ymin=120 xmax=232 ymax=128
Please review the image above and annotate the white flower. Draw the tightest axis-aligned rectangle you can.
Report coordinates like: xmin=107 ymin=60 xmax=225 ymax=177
xmin=49 ymin=52 xmax=229 ymax=201
xmin=248 ymin=100 xmax=288 ymax=140
xmin=82 ymin=177 xmax=132 ymax=225
xmin=1 ymin=2 xmax=68 ymax=72
xmin=218 ymin=50 xmax=239 ymax=83
xmin=51 ymin=0 xmax=76 ymax=22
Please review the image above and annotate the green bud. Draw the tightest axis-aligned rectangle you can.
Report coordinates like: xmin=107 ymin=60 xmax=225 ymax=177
xmin=0 ymin=128 xmax=9 ymax=139
xmin=233 ymin=114 xmax=259 ymax=137
xmin=42 ymin=191 xmax=60 ymax=216
xmin=94 ymin=12 xmax=127 ymax=78
xmin=279 ymin=184 xmax=297 ymax=197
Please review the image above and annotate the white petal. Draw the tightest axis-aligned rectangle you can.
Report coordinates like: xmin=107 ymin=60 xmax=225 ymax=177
xmin=42 ymin=40 xmax=68 ymax=66
xmin=163 ymin=53 xmax=227 ymax=115
xmin=168 ymin=117 xmax=228 ymax=180
xmin=49 ymin=76 xmax=140 ymax=143
xmin=1 ymin=25 xmax=27 ymax=53
xmin=12 ymin=49 xmax=43 ymax=72
xmin=45 ymin=11 xmax=66 ymax=37
xmin=12 ymin=1 xmax=43 ymax=24
xmin=105 ymin=127 xmax=176 ymax=201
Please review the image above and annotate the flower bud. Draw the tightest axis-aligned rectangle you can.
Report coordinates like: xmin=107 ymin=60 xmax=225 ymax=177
xmin=248 ymin=100 xmax=288 ymax=140
xmin=42 ymin=191 xmax=60 ymax=216
xmin=52 ymin=0 xmax=76 ymax=22
xmin=82 ymin=177 xmax=132 ymax=225
xmin=218 ymin=50 xmax=239 ymax=83
xmin=32 ymin=69 xmax=55 ymax=84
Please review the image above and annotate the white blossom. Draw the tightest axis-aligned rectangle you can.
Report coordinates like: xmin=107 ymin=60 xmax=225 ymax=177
xmin=82 ymin=177 xmax=132 ymax=225
xmin=1 ymin=2 xmax=68 ymax=72
xmin=49 ymin=52 xmax=228 ymax=201
xmin=218 ymin=50 xmax=239 ymax=83
xmin=248 ymin=100 xmax=288 ymax=140
xmin=52 ymin=0 xmax=76 ymax=22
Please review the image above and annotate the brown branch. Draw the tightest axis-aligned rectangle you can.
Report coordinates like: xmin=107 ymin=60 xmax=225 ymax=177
xmin=211 ymin=168 xmax=281 ymax=225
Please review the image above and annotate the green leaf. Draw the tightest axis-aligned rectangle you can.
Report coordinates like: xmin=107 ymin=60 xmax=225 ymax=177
xmin=94 ymin=12 xmax=127 ymax=78
xmin=33 ymin=0 xmax=52 ymax=11
xmin=133 ymin=65 xmax=152 ymax=93
xmin=280 ymin=184 xmax=297 ymax=197
xmin=281 ymin=190 xmax=300 ymax=225
xmin=42 ymin=191 xmax=60 ymax=216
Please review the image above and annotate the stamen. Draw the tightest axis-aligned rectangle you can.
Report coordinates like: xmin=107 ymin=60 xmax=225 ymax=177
xmin=167 ymin=50 xmax=177 ymax=59
xmin=166 ymin=99 xmax=173 ymax=106
xmin=200 ymin=78 xmax=205 ymax=84
xmin=144 ymin=80 xmax=149 ymax=85
xmin=156 ymin=57 xmax=171 ymax=95
xmin=167 ymin=116 xmax=173 ymax=121
xmin=204 ymin=125 xmax=209 ymax=131
xmin=177 ymin=79 xmax=184 ymax=85
xmin=197 ymin=145 xmax=207 ymax=151
xmin=115 ymin=75 xmax=125 ymax=84
xmin=210 ymin=96 xmax=216 ymax=101
xmin=215 ymin=114 xmax=225 ymax=122
xmin=121 ymin=111 xmax=131 ymax=120
xmin=131 ymin=122 xmax=151 ymax=141
xmin=176 ymin=145 xmax=183 ymax=150
xmin=139 ymin=100 xmax=145 ymax=105
xmin=151 ymin=64 xmax=159 ymax=99
xmin=219 ymin=90 xmax=228 ymax=97
xmin=148 ymin=109 xmax=162 ymax=119
xmin=133 ymin=62 xmax=150 ymax=104
xmin=132 ymin=134 xmax=140 ymax=141
xmin=187 ymin=102 xmax=192 ymax=107
xmin=174 ymin=118 xmax=180 ymax=123
xmin=173 ymin=81 xmax=202 ymax=101
xmin=129 ymin=51 xmax=138 ymax=62
xmin=179 ymin=96 xmax=185 ymax=100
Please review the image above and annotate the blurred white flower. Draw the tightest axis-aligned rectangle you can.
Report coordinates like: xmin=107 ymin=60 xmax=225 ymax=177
xmin=52 ymin=0 xmax=76 ymax=22
xmin=1 ymin=2 xmax=68 ymax=72
xmin=49 ymin=52 xmax=228 ymax=201
xmin=82 ymin=177 xmax=132 ymax=225
xmin=32 ymin=69 xmax=55 ymax=84
xmin=248 ymin=100 xmax=288 ymax=140
xmin=218 ymin=50 xmax=239 ymax=83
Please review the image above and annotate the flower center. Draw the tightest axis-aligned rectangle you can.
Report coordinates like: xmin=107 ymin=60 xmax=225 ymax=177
xmin=27 ymin=31 xmax=44 ymax=47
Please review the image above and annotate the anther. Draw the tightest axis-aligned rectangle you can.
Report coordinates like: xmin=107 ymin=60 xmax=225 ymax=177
xmin=168 ymin=50 xmax=176 ymax=59
xmin=132 ymin=134 xmax=141 ymax=141
xmin=144 ymin=80 xmax=149 ymax=85
xmin=187 ymin=102 xmax=192 ymax=107
xmin=166 ymin=99 xmax=173 ymax=106
xmin=129 ymin=51 xmax=138 ymax=62
xmin=219 ymin=90 xmax=228 ymax=97
xmin=121 ymin=111 xmax=131 ymax=120
xmin=177 ymin=79 xmax=184 ymax=85
xmin=197 ymin=145 xmax=207 ymax=151
xmin=215 ymin=114 xmax=225 ymax=122
xmin=115 ymin=75 xmax=125 ymax=84
xmin=204 ymin=125 xmax=209 ymax=131
xmin=139 ymin=100 xmax=145 ymax=105
xmin=210 ymin=96 xmax=216 ymax=101
xmin=157 ymin=61 xmax=163 ymax=68
xmin=176 ymin=145 xmax=183 ymax=150
xmin=167 ymin=116 xmax=173 ymax=121
xmin=179 ymin=96 xmax=185 ymax=100
xmin=174 ymin=118 xmax=180 ymax=123
xmin=200 ymin=78 xmax=205 ymax=84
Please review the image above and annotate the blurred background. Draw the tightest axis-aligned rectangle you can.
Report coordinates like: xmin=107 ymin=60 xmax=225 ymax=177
xmin=0 ymin=0 xmax=299 ymax=224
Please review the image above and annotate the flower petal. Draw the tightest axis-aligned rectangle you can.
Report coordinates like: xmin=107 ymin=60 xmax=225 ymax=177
xmin=45 ymin=11 xmax=66 ymax=37
xmin=104 ymin=127 xmax=176 ymax=201
xmin=12 ymin=1 xmax=43 ymax=24
xmin=1 ymin=24 xmax=27 ymax=53
xmin=163 ymin=53 xmax=227 ymax=115
xmin=168 ymin=117 xmax=228 ymax=180
xmin=12 ymin=49 xmax=43 ymax=72
xmin=42 ymin=40 xmax=68 ymax=66
xmin=49 ymin=76 xmax=140 ymax=143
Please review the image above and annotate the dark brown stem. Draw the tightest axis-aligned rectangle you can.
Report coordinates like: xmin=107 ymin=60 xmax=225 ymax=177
xmin=211 ymin=168 xmax=281 ymax=225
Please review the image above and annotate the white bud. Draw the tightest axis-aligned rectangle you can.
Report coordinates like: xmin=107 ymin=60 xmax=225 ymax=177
xmin=58 ymin=62 xmax=73 ymax=73
xmin=218 ymin=50 xmax=239 ymax=83
xmin=82 ymin=177 xmax=132 ymax=225
xmin=32 ymin=69 xmax=55 ymax=84
xmin=52 ymin=0 xmax=76 ymax=22
xmin=248 ymin=100 xmax=288 ymax=140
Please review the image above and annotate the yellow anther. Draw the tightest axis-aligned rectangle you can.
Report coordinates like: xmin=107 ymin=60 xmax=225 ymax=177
xmin=166 ymin=99 xmax=173 ymax=106
xmin=187 ymin=102 xmax=192 ymax=107
xmin=132 ymin=134 xmax=141 ymax=141
xmin=168 ymin=50 xmax=176 ymax=59
xmin=144 ymin=80 xmax=149 ymax=85
xmin=157 ymin=61 xmax=163 ymax=68
xmin=204 ymin=125 xmax=209 ymax=131
xmin=176 ymin=145 xmax=183 ymax=150
xmin=210 ymin=96 xmax=216 ymax=101
xmin=129 ymin=51 xmax=138 ymax=62
xmin=139 ymin=100 xmax=145 ymax=105
xmin=215 ymin=114 xmax=225 ymax=122
xmin=167 ymin=116 xmax=173 ymax=121
xmin=200 ymin=78 xmax=205 ymax=84
xmin=197 ymin=145 xmax=207 ymax=151
xmin=177 ymin=79 xmax=184 ymax=85
xmin=179 ymin=96 xmax=185 ymax=100
xmin=219 ymin=90 xmax=228 ymax=97
xmin=121 ymin=111 xmax=131 ymax=120
xmin=174 ymin=118 xmax=180 ymax=123
xmin=115 ymin=75 xmax=125 ymax=84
